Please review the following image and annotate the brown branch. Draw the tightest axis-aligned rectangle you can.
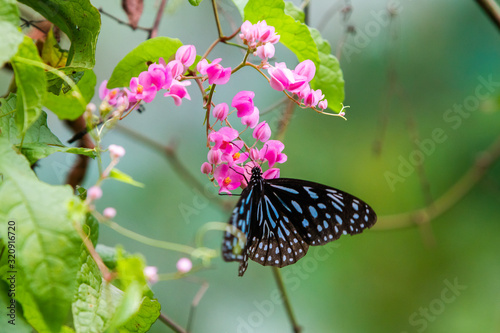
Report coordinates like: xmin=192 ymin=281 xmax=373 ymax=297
xmin=98 ymin=8 xmax=150 ymax=32
xmin=149 ymin=0 xmax=168 ymax=39
xmin=65 ymin=116 xmax=95 ymax=189
xmin=376 ymin=134 xmax=500 ymax=230
xmin=159 ymin=312 xmax=187 ymax=333
xmin=476 ymin=0 xmax=500 ymax=31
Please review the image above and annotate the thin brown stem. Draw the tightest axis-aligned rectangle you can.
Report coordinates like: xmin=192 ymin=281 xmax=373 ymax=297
xmin=159 ymin=312 xmax=187 ymax=333
xmin=476 ymin=0 xmax=500 ymax=31
xmin=211 ymin=0 xmax=224 ymax=38
xmin=149 ymin=0 xmax=168 ymax=39
xmin=186 ymin=281 xmax=209 ymax=333
xmin=272 ymin=267 xmax=302 ymax=333
xmin=99 ymin=8 xmax=150 ymax=32
xmin=376 ymin=134 xmax=500 ymax=230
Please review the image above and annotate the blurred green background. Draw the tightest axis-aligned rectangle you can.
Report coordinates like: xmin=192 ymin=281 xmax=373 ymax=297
xmin=4 ymin=0 xmax=500 ymax=332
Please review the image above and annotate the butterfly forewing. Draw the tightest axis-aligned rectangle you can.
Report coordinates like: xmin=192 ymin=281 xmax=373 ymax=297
xmin=222 ymin=167 xmax=377 ymax=276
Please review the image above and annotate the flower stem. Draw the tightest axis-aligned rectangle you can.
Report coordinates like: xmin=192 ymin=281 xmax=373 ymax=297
xmin=159 ymin=312 xmax=187 ymax=333
xmin=271 ymin=267 xmax=302 ymax=333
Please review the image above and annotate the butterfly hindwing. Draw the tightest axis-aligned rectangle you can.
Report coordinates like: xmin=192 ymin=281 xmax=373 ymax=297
xmin=222 ymin=167 xmax=377 ymax=276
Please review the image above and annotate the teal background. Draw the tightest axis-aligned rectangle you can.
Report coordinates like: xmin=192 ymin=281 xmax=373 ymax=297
xmin=2 ymin=0 xmax=500 ymax=332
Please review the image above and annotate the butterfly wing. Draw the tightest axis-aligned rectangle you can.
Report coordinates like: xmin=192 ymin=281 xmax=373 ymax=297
xmin=222 ymin=183 xmax=259 ymax=275
xmin=246 ymin=178 xmax=377 ymax=269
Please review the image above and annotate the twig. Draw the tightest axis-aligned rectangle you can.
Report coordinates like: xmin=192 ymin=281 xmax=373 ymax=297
xmin=376 ymin=134 xmax=500 ymax=230
xmin=98 ymin=8 xmax=150 ymax=32
xmin=149 ymin=0 xmax=168 ymax=39
xmin=476 ymin=0 xmax=500 ymax=31
xmin=159 ymin=312 xmax=187 ymax=333
xmin=186 ymin=281 xmax=209 ymax=333
xmin=272 ymin=267 xmax=302 ymax=333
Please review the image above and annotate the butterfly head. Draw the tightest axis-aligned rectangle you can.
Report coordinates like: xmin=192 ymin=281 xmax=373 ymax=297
xmin=250 ymin=166 xmax=263 ymax=181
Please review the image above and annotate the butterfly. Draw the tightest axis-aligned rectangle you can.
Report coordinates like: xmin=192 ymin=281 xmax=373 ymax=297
xmin=222 ymin=166 xmax=377 ymax=276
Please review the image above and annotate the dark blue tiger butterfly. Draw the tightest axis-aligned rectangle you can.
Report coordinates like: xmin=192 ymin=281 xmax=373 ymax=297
xmin=222 ymin=166 xmax=377 ymax=276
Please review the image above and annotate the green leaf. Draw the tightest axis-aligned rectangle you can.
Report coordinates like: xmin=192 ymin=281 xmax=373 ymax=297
xmin=83 ymin=214 xmax=99 ymax=247
xmin=107 ymin=282 xmax=143 ymax=331
xmin=11 ymin=36 xmax=47 ymax=135
xmin=284 ymin=1 xmax=304 ymax=23
xmin=309 ymin=28 xmax=345 ymax=112
xmin=244 ymin=0 xmax=319 ymax=66
xmin=107 ymin=37 xmax=183 ymax=89
xmin=18 ymin=0 xmax=100 ymax=68
xmin=96 ymin=244 xmax=121 ymax=270
xmin=119 ymin=296 xmax=160 ymax=333
xmin=0 ymin=281 xmax=31 ymax=332
xmin=188 ymin=0 xmax=203 ymax=5
xmin=109 ymin=169 xmax=145 ymax=188
xmin=46 ymin=67 xmax=86 ymax=96
xmin=44 ymin=69 xmax=96 ymax=120
xmin=73 ymin=250 xmax=124 ymax=333
xmin=0 ymin=99 xmax=96 ymax=164
xmin=41 ymin=27 xmax=69 ymax=68
xmin=0 ymin=136 xmax=85 ymax=332
xmin=115 ymin=251 xmax=148 ymax=291
xmin=0 ymin=0 xmax=24 ymax=67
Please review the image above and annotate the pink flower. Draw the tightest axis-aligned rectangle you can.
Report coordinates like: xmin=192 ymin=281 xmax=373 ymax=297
xmin=103 ymin=207 xmax=117 ymax=219
xmin=166 ymin=60 xmax=185 ymax=80
xmin=144 ymin=266 xmax=159 ymax=284
xmin=249 ymin=147 xmax=260 ymax=161
xmin=254 ymin=43 xmax=275 ymax=60
xmin=240 ymin=106 xmax=259 ymax=128
xmin=207 ymin=149 xmax=222 ymax=165
xmin=201 ymin=162 xmax=212 ymax=174
xmin=213 ymin=103 xmax=229 ymax=121
xmin=87 ymin=186 xmax=102 ymax=201
xmin=99 ymin=81 xmax=128 ymax=107
xmin=318 ymin=99 xmax=328 ymax=110
xmin=129 ymin=72 xmax=157 ymax=103
xmin=222 ymin=140 xmax=248 ymax=165
xmin=176 ymin=45 xmax=196 ymax=68
xmin=253 ymin=121 xmax=271 ymax=142
xmin=214 ymin=164 xmax=244 ymax=194
xmin=293 ymin=60 xmax=316 ymax=82
xmin=263 ymin=168 xmax=280 ymax=179
xmin=239 ymin=20 xmax=280 ymax=49
xmin=303 ymin=88 xmax=324 ymax=107
xmin=231 ymin=91 xmax=255 ymax=117
xmin=164 ymin=81 xmax=191 ymax=106
xmin=108 ymin=144 xmax=125 ymax=160
xmin=148 ymin=63 xmax=172 ymax=90
xmin=198 ymin=58 xmax=231 ymax=85
xmin=268 ymin=63 xmax=307 ymax=93
xmin=208 ymin=127 xmax=239 ymax=152
xmin=260 ymin=140 xmax=287 ymax=167
xmin=176 ymin=258 xmax=192 ymax=273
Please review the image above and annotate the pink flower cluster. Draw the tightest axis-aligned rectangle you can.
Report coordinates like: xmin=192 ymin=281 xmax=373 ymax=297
xmin=201 ymin=91 xmax=287 ymax=194
xmin=268 ymin=60 xmax=328 ymax=110
xmin=239 ymin=20 xmax=280 ymax=60
xmin=99 ymin=45 xmax=233 ymax=109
